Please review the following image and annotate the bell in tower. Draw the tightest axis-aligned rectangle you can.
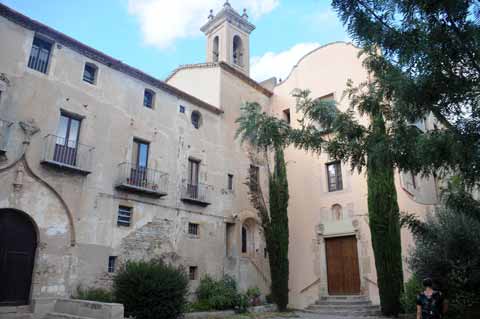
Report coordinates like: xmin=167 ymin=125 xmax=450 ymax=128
xmin=201 ymin=1 xmax=255 ymax=75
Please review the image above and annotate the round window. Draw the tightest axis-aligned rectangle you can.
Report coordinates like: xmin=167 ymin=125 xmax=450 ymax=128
xmin=191 ymin=110 xmax=202 ymax=129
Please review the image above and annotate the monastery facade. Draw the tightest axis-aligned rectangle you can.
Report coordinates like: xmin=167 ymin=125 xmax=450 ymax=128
xmin=0 ymin=1 xmax=438 ymax=315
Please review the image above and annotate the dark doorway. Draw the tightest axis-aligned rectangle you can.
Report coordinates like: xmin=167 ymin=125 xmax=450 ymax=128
xmin=325 ymin=235 xmax=361 ymax=295
xmin=0 ymin=209 xmax=37 ymax=306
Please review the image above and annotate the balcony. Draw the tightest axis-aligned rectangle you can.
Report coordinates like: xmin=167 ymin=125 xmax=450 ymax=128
xmin=0 ymin=118 xmax=12 ymax=154
xmin=115 ymin=162 xmax=168 ymax=197
xmin=181 ymin=183 xmax=212 ymax=206
xmin=41 ymin=134 xmax=94 ymax=175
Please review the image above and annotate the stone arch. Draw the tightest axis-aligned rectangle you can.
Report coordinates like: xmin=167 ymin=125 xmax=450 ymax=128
xmin=331 ymin=203 xmax=343 ymax=221
xmin=241 ymin=217 xmax=256 ymax=255
xmin=233 ymin=35 xmax=243 ymax=66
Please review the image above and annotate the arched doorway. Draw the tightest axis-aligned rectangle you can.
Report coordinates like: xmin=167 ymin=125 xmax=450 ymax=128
xmin=0 ymin=209 xmax=37 ymax=306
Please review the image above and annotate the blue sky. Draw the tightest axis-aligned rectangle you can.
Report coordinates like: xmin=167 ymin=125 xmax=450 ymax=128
xmin=1 ymin=0 xmax=349 ymax=81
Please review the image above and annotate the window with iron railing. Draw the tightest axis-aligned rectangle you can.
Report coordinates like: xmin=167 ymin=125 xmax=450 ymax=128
xmin=28 ymin=36 xmax=52 ymax=74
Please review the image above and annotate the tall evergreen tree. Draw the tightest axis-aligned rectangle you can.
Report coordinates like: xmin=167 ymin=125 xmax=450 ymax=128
xmin=331 ymin=0 xmax=480 ymax=187
xmin=236 ymin=116 xmax=290 ymax=311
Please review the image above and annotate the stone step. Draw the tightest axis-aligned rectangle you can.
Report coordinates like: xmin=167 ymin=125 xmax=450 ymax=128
xmin=0 ymin=314 xmax=33 ymax=319
xmin=308 ymin=304 xmax=378 ymax=310
xmin=304 ymin=308 xmax=382 ymax=317
xmin=319 ymin=295 xmax=369 ymax=301
xmin=316 ymin=300 xmax=372 ymax=306
xmin=0 ymin=306 xmax=33 ymax=319
xmin=45 ymin=312 xmax=91 ymax=319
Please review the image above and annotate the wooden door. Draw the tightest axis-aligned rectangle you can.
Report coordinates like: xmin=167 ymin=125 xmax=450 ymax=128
xmin=0 ymin=210 xmax=37 ymax=306
xmin=325 ymin=235 xmax=361 ymax=295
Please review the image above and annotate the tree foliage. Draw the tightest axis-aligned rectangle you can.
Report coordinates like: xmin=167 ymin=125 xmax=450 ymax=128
xmin=331 ymin=0 xmax=480 ymax=187
xmin=401 ymin=179 xmax=480 ymax=317
xmin=237 ymin=96 xmax=404 ymax=315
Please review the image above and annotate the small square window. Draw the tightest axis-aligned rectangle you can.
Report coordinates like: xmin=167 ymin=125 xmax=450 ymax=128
xmin=188 ymin=222 xmax=199 ymax=236
xmin=143 ymin=89 xmax=154 ymax=108
xmin=227 ymin=174 xmax=234 ymax=190
xmin=108 ymin=256 xmax=117 ymax=273
xmin=117 ymin=206 xmax=132 ymax=227
xmin=83 ymin=63 xmax=97 ymax=84
xmin=189 ymin=266 xmax=198 ymax=280
xmin=179 ymin=105 xmax=185 ymax=113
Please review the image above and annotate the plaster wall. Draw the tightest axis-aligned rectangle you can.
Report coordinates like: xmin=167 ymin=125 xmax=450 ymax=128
xmin=0 ymin=14 xmax=269 ymax=302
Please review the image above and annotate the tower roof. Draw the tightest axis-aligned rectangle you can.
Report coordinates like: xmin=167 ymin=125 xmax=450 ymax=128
xmin=201 ymin=1 xmax=255 ymax=35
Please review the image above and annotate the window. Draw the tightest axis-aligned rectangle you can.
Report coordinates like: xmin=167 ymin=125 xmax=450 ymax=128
xmin=188 ymin=222 xmax=199 ymax=236
xmin=117 ymin=206 xmax=132 ymax=227
xmin=54 ymin=113 xmax=81 ymax=166
xmin=326 ymin=161 xmax=343 ymax=192
xmin=241 ymin=225 xmax=248 ymax=253
xmin=250 ymin=165 xmax=259 ymax=191
xmin=83 ymin=63 xmax=97 ymax=84
xmin=143 ymin=89 xmax=154 ymax=108
xmin=28 ymin=36 xmax=52 ymax=74
xmin=187 ymin=159 xmax=200 ymax=198
xmin=227 ymin=174 xmax=234 ymax=190
xmin=191 ymin=110 xmax=202 ymax=129
xmin=282 ymin=108 xmax=291 ymax=125
xmin=133 ymin=139 xmax=149 ymax=169
xmin=179 ymin=105 xmax=185 ymax=113
xmin=108 ymin=256 xmax=117 ymax=273
xmin=213 ymin=36 xmax=219 ymax=62
xmin=189 ymin=266 xmax=198 ymax=280
xmin=233 ymin=35 xmax=243 ymax=66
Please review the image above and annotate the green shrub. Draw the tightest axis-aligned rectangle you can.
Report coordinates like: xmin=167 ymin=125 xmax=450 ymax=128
xmin=400 ymin=275 xmax=422 ymax=314
xmin=113 ymin=260 xmax=189 ymax=319
xmin=196 ymin=275 xmax=239 ymax=311
xmin=73 ymin=286 xmax=114 ymax=303
xmin=402 ymin=181 xmax=480 ymax=318
xmin=235 ymin=293 xmax=250 ymax=314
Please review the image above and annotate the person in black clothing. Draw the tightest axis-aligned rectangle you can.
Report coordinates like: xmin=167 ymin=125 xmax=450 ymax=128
xmin=416 ymin=278 xmax=447 ymax=319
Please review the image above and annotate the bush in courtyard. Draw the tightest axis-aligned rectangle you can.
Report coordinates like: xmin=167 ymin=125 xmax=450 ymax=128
xmin=400 ymin=275 xmax=422 ymax=314
xmin=402 ymin=180 xmax=480 ymax=318
xmin=246 ymin=286 xmax=262 ymax=306
xmin=113 ymin=259 xmax=189 ymax=319
xmin=73 ymin=285 xmax=114 ymax=303
xmin=196 ymin=275 xmax=239 ymax=311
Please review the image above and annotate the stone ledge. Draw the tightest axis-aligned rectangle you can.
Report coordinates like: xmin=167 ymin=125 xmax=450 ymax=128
xmin=183 ymin=304 xmax=277 ymax=319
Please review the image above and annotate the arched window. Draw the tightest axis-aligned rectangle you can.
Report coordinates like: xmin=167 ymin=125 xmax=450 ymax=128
xmin=241 ymin=225 xmax=248 ymax=253
xmin=213 ymin=36 xmax=219 ymax=62
xmin=191 ymin=110 xmax=202 ymax=129
xmin=233 ymin=35 xmax=243 ymax=66
xmin=331 ymin=204 xmax=343 ymax=221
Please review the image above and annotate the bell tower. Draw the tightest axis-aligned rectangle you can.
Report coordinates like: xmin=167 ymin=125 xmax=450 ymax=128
xmin=201 ymin=1 xmax=255 ymax=75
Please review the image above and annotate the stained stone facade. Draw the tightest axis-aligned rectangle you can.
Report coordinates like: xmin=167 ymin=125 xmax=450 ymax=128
xmin=0 ymin=1 xmax=438 ymax=314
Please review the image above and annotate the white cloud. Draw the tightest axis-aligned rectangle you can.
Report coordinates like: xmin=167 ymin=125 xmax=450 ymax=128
xmin=250 ymin=42 xmax=320 ymax=82
xmin=128 ymin=0 xmax=279 ymax=49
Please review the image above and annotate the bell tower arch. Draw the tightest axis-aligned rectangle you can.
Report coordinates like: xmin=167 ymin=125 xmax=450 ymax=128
xmin=201 ymin=1 xmax=255 ymax=75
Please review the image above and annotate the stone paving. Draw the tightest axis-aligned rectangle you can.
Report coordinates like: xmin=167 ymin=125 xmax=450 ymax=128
xmin=224 ymin=311 xmax=389 ymax=319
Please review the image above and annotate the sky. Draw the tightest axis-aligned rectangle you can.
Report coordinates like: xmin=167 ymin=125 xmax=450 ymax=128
xmin=1 ymin=0 xmax=350 ymax=82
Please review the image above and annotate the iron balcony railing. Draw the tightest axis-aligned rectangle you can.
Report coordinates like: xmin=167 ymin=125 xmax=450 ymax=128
xmin=115 ymin=162 xmax=168 ymax=196
xmin=41 ymin=134 xmax=94 ymax=174
xmin=0 ymin=118 xmax=13 ymax=153
xmin=181 ymin=182 xmax=212 ymax=205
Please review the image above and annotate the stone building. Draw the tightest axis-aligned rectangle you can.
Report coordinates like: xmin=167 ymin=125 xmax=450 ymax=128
xmin=0 ymin=1 xmax=438 ymax=316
